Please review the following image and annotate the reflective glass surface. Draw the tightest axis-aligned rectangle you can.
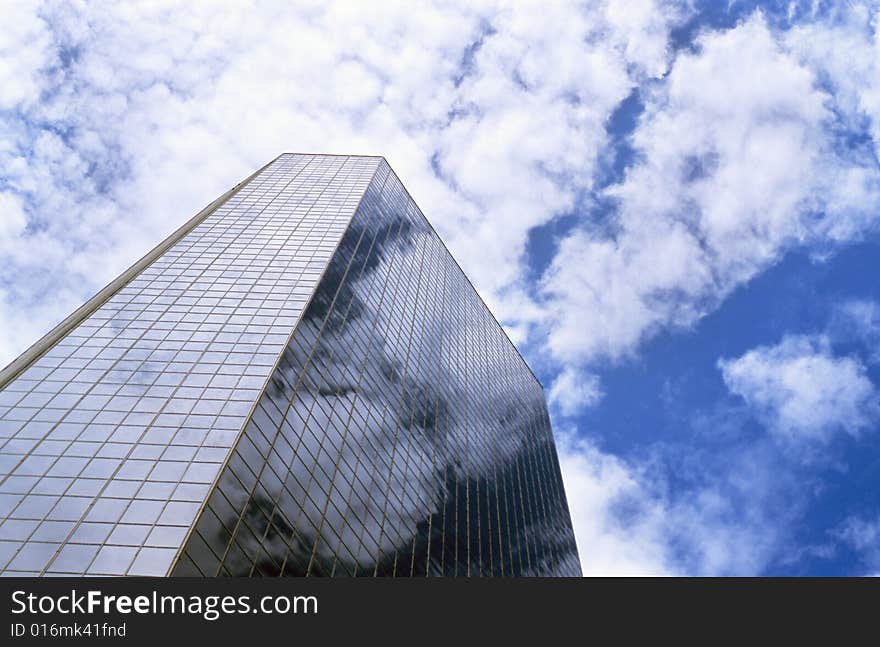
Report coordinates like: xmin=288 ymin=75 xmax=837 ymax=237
xmin=173 ymin=159 xmax=581 ymax=577
xmin=0 ymin=154 xmax=379 ymax=575
xmin=0 ymin=154 xmax=580 ymax=577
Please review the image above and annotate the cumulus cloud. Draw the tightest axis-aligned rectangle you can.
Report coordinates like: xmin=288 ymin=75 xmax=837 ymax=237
xmin=719 ymin=335 xmax=880 ymax=443
xmin=0 ymin=0 xmax=683 ymax=369
xmin=556 ymin=433 xmax=672 ymax=575
xmin=3 ymin=1 xmax=879 ymax=576
xmin=557 ymin=431 xmax=796 ymax=575
xmin=0 ymin=0 xmax=53 ymax=110
xmin=542 ymin=11 xmax=880 ymax=365
xmin=785 ymin=4 xmax=880 ymax=155
xmin=548 ymin=366 xmax=603 ymax=416
xmin=0 ymin=0 xmax=689 ymax=578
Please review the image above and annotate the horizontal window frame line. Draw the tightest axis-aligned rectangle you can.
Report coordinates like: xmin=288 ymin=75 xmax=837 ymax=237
xmin=0 ymin=155 xmax=281 ymax=392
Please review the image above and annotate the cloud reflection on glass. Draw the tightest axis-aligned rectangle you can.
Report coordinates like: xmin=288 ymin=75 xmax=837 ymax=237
xmin=173 ymin=159 xmax=580 ymax=577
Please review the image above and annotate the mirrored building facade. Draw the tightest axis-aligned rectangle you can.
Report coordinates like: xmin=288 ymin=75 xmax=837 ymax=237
xmin=0 ymin=154 xmax=581 ymax=577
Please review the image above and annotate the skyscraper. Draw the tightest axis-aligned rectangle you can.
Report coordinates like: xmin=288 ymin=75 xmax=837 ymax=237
xmin=0 ymin=154 xmax=581 ymax=577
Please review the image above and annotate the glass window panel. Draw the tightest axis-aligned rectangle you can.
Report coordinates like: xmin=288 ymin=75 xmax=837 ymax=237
xmin=0 ymin=155 xmax=579 ymax=577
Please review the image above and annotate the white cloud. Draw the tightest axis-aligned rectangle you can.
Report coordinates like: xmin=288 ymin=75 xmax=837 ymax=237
xmin=785 ymin=4 xmax=880 ymax=156
xmin=557 ymin=431 xmax=792 ymax=575
xmin=834 ymin=514 xmax=880 ymax=574
xmin=719 ymin=335 xmax=879 ymax=443
xmin=605 ymin=0 xmax=679 ymax=77
xmin=0 ymin=0 xmax=683 ymax=368
xmin=832 ymin=299 xmax=880 ymax=363
xmin=0 ymin=192 xmax=28 ymax=245
xmin=541 ymin=12 xmax=880 ymax=365
xmin=2 ymin=1 xmax=878 ymax=577
xmin=548 ymin=367 xmax=603 ymax=416
xmin=0 ymin=2 xmax=685 ymax=575
xmin=0 ymin=0 xmax=52 ymax=110
xmin=556 ymin=433 xmax=674 ymax=575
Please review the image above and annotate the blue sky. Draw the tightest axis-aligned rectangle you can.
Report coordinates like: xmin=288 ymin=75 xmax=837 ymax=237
xmin=549 ymin=243 xmax=880 ymax=575
xmin=1 ymin=1 xmax=879 ymax=575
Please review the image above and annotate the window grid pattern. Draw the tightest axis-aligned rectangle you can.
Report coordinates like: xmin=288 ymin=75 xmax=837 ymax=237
xmin=173 ymin=160 xmax=581 ymax=577
xmin=0 ymin=154 xmax=380 ymax=576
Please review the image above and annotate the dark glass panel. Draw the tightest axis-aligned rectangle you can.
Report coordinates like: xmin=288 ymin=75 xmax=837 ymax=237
xmin=174 ymin=159 xmax=580 ymax=577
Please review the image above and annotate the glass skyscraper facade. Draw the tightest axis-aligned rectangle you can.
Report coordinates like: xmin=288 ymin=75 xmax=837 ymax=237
xmin=0 ymin=154 xmax=581 ymax=577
